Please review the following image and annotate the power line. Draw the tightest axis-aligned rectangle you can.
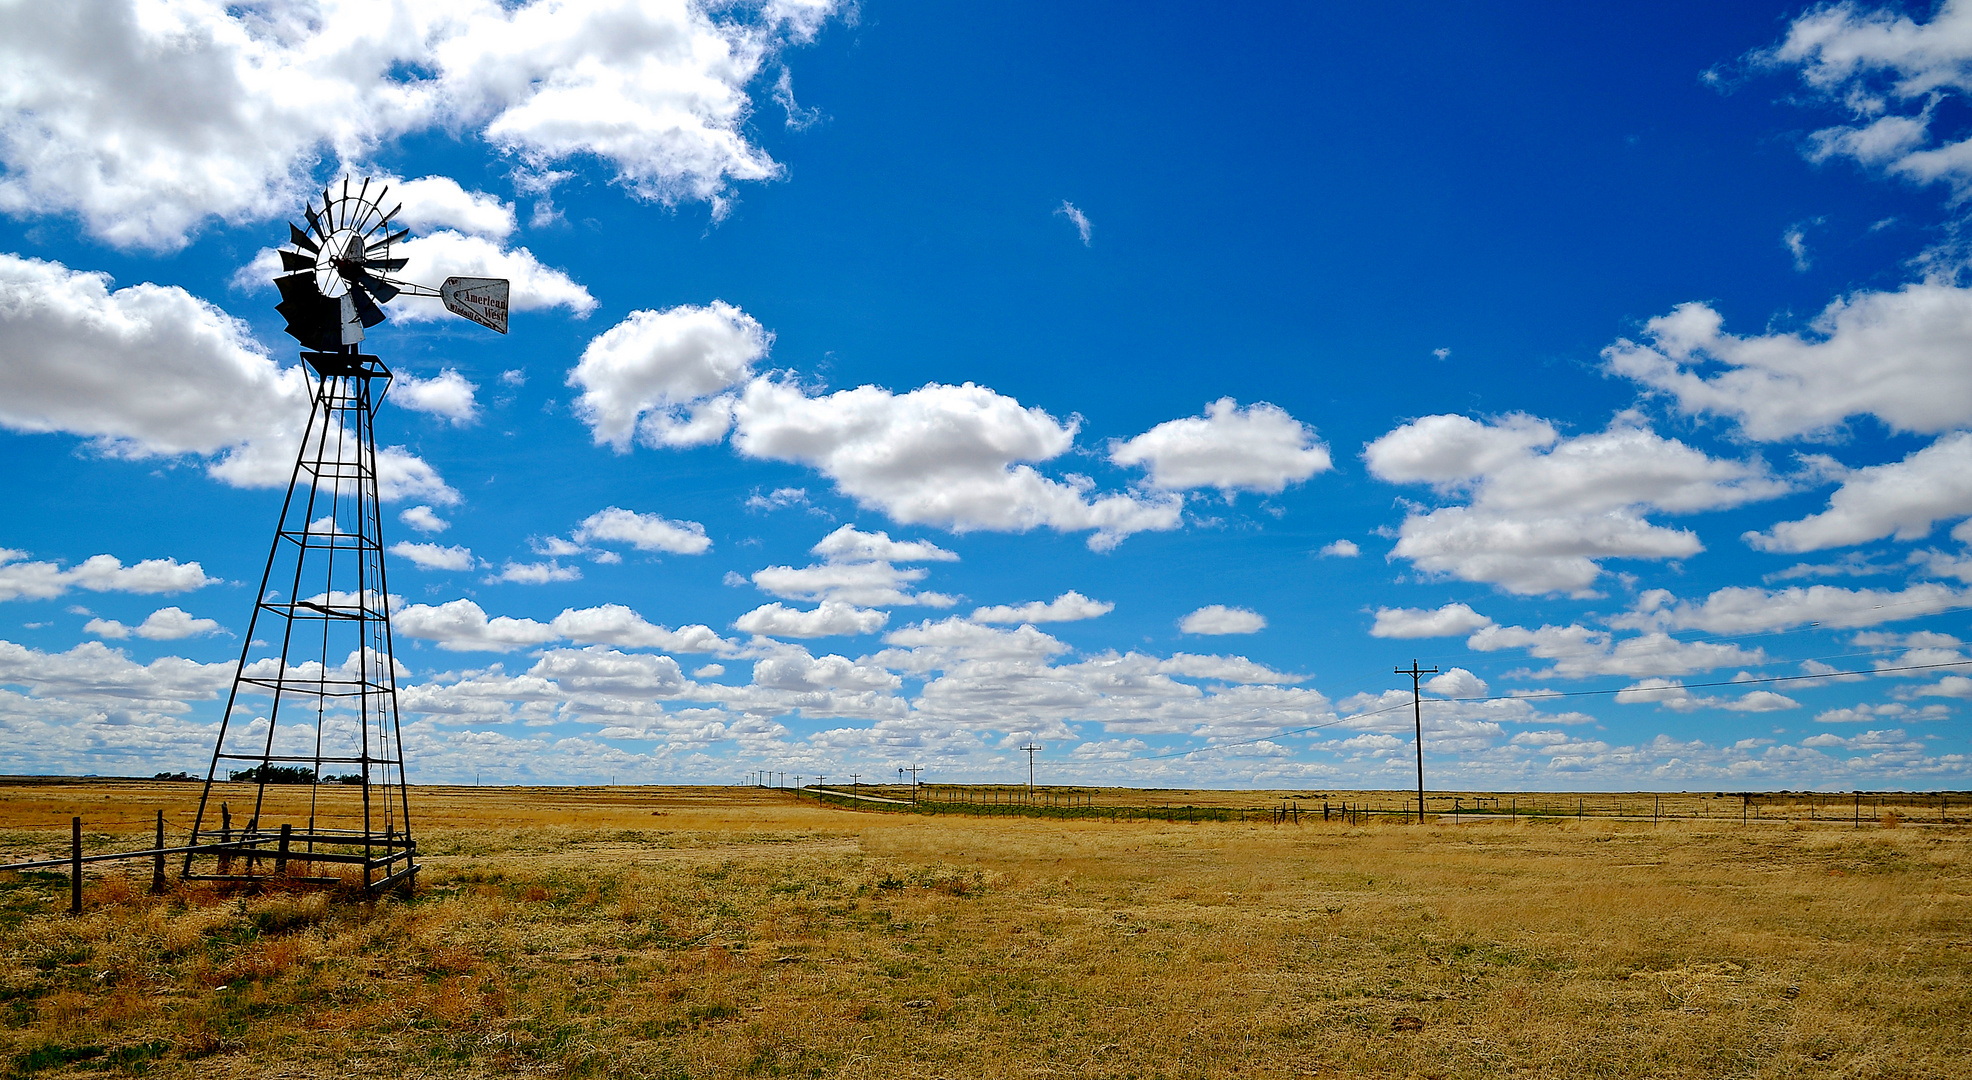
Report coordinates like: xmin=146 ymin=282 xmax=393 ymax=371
xmin=1111 ymin=656 xmax=1972 ymax=765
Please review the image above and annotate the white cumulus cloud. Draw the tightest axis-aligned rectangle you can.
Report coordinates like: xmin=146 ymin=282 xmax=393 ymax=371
xmin=744 ymin=524 xmax=960 ymax=610
xmin=1467 ymin=623 xmax=1766 ymax=680
xmin=1365 ymin=412 xmax=1787 ymax=595
xmin=0 ymin=0 xmax=843 ymax=249
xmin=574 ymin=507 xmax=712 ymax=555
xmin=567 ymin=310 xmax=1183 ymax=550
xmin=396 ymin=599 xmax=738 ymax=655
xmin=1760 ymin=0 xmax=1972 ymax=193
xmin=731 ymin=379 xmax=1182 ymax=550
xmin=1370 ymin=603 xmax=1495 ymax=639
xmin=733 ymin=601 xmax=888 ymax=639
xmin=810 ymin=525 xmax=956 ymax=564
xmin=384 ymin=174 xmax=518 ymax=240
xmin=1747 ymin=432 xmax=1972 ymax=552
xmin=1604 ymin=286 xmax=1972 ymax=440
xmin=569 ymin=301 xmax=771 ymax=450
xmin=971 ymin=591 xmax=1114 ymax=624
xmin=395 ymin=599 xmax=559 ymax=652
xmin=491 ymin=560 xmax=580 ymax=585
xmin=548 ymin=605 xmax=737 ymax=654
xmin=1614 ymin=678 xmax=1800 ymax=713
xmin=1179 ymin=605 xmax=1266 ymax=635
xmin=1425 ymin=667 xmax=1489 ymax=698
xmin=1111 ymin=398 xmax=1332 ymax=494
xmin=750 ymin=561 xmax=953 ymax=608
xmin=392 ymin=370 xmax=479 ymax=424
xmin=389 ymin=542 xmax=475 ymax=572
xmin=1615 ymin=582 xmax=1969 ymax=634
xmin=399 ymin=506 xmax=449 ymax=534
xmin=83 ymin=606 xmax=220 ymax=640
xmin=0 ymin=254 xmax=457 ymax=500
xmin=0 ymin=550 xmax=211 ymax=603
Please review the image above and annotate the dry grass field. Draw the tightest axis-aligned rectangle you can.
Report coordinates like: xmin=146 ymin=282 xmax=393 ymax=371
xmin=1 ymin=780 xmax=1968 ymax=1078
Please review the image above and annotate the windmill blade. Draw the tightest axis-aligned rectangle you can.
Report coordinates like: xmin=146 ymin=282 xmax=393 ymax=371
xmin=279 ymin=250 xmax=315 ymax=273
xmin=303 ymin=205 xmax=323 ymax=239
xmin=348 ymin=285 xmax=388 ymax=329
xmin=353 ymin=269 xmax=400 ymax=303
xmin=365 ymin=204 xmax=402 ymax=239
xmin=289 ymin=223 xmax=320 ymax=254
xmin=361 ymin=256 xmax=409 ymax=272
xmin=365 ymin=227 xmax=410 ymax=255
xmin=274 ymin=272 xmax=342 ymax=351
xmin=274 ymin=271 xmax=321 ymax=305
xmin=355 ymin=177 xmax=371 ymax=211
xmin=355 ymin=185 xmax=388 ymax=233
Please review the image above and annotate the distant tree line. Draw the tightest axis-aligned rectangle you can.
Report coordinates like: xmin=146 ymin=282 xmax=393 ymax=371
xmin=217 ymin=766 xmax=365 ymax=785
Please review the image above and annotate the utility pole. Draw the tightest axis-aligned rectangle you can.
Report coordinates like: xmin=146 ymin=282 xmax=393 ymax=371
xmin=851 ymin=773 xmax=860 ymax=800
xmin=1020 ymin=743 xmax=1041 ymax=795
xmin=1397 ymin=660 xmax=1437 ymax=824
xmin=906 ymin=764 xmax=923 ymax=802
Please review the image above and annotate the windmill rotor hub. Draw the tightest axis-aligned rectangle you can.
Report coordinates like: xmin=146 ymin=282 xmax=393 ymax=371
xmin=316 ymin=230 xmax=367 ymax=297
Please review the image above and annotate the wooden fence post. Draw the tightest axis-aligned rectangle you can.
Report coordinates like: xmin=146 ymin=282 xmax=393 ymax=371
xmin=69 ymin=817 xmax=82 ymax=916
xmin=151 ymin=810 xmax=166 ymax=894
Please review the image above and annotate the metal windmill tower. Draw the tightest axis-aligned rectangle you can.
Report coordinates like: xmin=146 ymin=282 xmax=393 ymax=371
xmin=183 ymin=177 xmax=508 ymax=893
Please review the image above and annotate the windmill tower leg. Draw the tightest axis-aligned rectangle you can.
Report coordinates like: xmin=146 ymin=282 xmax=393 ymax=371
xmin=184 ymin=346 xmax=417 ymax=895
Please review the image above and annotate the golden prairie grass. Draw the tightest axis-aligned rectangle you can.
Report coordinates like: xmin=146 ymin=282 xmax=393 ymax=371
xmin=0 ymin=782 xmax=1966 ymax=1078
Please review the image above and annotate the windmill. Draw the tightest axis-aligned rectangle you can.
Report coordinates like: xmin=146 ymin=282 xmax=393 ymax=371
xmin=183 ymin=177 xmax=508 ymax=894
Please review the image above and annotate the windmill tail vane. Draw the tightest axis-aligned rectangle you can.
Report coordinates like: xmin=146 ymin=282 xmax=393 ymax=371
xmin=179 ymin=176 xmax=508 ymax=895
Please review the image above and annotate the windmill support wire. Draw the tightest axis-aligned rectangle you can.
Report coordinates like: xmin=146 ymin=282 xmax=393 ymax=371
xmin=181 ymin=346 xmax=417 ymax=896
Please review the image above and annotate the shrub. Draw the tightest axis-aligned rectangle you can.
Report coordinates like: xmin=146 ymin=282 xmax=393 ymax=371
xmin=228 ymin=765 xmax=316 ymax=785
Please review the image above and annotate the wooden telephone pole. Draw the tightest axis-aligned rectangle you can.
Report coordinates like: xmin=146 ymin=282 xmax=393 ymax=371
xmin=1397 ymin=660 xmax=1438 ymax=823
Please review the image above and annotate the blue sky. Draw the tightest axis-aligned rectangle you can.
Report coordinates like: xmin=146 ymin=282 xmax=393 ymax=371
xmin=4 ymin=0 xmax=1972 ymax=790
